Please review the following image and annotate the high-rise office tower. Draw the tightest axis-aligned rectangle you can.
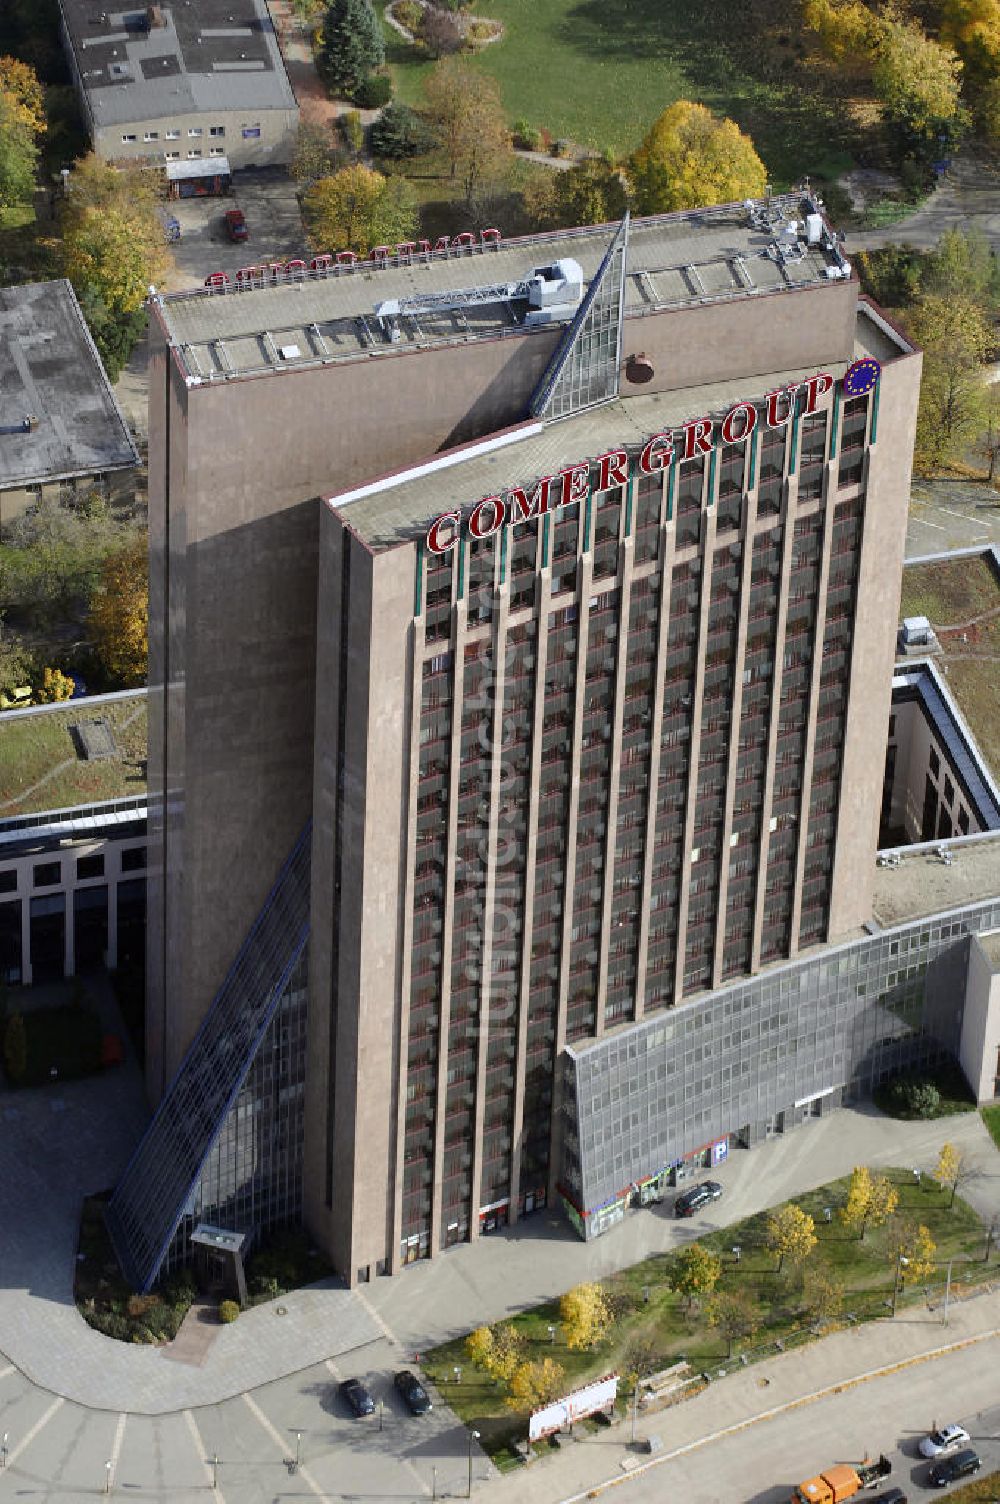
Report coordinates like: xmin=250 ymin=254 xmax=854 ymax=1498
xmin=108 ymin=201 xmax=922 ymax=1289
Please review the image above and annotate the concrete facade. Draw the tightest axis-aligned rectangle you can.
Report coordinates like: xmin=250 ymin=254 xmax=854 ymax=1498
xmin=960 ymin=930 xmax=1000 ymax=1102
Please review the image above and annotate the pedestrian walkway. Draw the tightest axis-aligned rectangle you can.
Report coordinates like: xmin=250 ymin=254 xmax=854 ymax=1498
xmin=1 ymin=1044 xmax=997 ymax=1415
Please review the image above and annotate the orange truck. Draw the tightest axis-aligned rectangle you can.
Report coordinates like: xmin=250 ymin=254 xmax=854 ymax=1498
xmin=790 ymin=1456 xmax=892 ymax=1504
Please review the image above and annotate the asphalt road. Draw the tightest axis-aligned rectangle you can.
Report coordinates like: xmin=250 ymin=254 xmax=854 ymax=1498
xmin=600 ymin=1346 xmax=1000 ymax=1504
xmin=844 ymin=155 xmax=1000 ymax=254
xmin=907 ymin=479 xmax=1000 ymax=560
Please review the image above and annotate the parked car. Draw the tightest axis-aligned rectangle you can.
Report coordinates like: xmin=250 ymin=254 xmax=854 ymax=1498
xmin=394 ymin=1369 xmax=432 ymax=1415
xmin=872 ymin=1488 xmax=908 ymax=1504
xmin=927 ymin=1448 xmax=981 ymax=1487
xmin=919 ymin=1424 xmax=971 ymax=1458
xmin=338 ymin=1378 xmax=375 ymax=1417
xmin=224 ymin=207 xmax=248 ymax=242
xmin=674 ymin=1181 xmax=723 ymax=1218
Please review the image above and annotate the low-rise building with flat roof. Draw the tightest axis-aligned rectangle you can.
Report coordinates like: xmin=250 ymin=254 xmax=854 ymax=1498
xmin=0 ymin=279 xmax=139 ymax=526
xmin=56 ymin=0 xmax=298 ymax=169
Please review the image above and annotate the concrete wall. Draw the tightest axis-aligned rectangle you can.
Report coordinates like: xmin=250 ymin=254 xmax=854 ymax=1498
xmin=95 ymin=107 xmax=298 ymax=170
xmin=828 ymin=347 xmax=922 ymax=939
xmin=960 ymin=933 xmax=1000 ymax=1101
xmin=620 ymin=277 xmax=858 ymax=397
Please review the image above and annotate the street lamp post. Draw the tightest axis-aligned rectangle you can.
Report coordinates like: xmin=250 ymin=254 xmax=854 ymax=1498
xmin=433 ymin=1465 xmax=438 ymax=1501
xmin=467 ymin=1428 xmax=480 ymax=1497
xmin=378 ymin=1400 xmax=384 ymax=1433
xmin=985 ymin=1219 xmax=997 ymax=1263
xmin=212 ymin=1454 xmax=219 ymax=1491
xmin=631 ymin=1377 xmax=642 ymax=1445
xmin=104 ymin=1460 xmax=113 ymax=1494
xmin=942 ymin=1259 xmax=954 ymax=1326
xmin=547 ymin=1324 xmax=556 ymax=1344
xmin=1 ymin=1433 xmax=7 ymax=1469
xmin=892 ymin=1254 xmax=909 ymax=1316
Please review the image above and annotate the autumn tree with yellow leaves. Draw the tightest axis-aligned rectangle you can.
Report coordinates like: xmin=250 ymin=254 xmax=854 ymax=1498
xmin=559 ymin=1282 xmax=612 ymax=1351
xmin=506 ymin=1357 xmax=565 ymax=1413
xmin=88 ymin=537 xmax=148 ymax=687
xmin=0 ymin=55 xmax=44 ymax=217
xmin=629 ymin=101 xmax=767 ymax=217
xmin=839 ymin=1166 xmax=899 ymax=1242
xmin=765 ymin=1203 xmax=818 ymax=1274
xmin=303 ymin=163 xmax=416 ymax=255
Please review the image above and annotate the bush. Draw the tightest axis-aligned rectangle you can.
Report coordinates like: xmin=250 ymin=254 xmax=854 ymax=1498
xmin=370 ymin=101 xmax=436 ymax=159
xmin=511 ymin=118 xmax=540 ymax=151
xmin=219 ymin=1299 xmax=241 ymax=1324
xmin=884 ymin=1075 xmax=941 ymax=1118
xmin=339 ymin=110 xmax=364 ymax=155
xmin=7 ymin=1004 xmax=103 ymax=1087
xmin=355 ymin=73 xmax=392 ymax=108
xmin=418 ymin=6 xmax=463 ymax=56
xmin=394 ymin=0 xmax=423 ymax=30
xmin=551 ymin=138 xmax=571 ymax=158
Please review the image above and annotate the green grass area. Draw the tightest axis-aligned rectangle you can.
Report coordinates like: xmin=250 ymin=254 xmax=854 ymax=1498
xmin=982 ymin=1104 xmax=1000 ymax=1150
xmin=0 ymin=693 xmax=147 ymax=818
xmin=948 ymin=1470 xmax=1000 ymax=1502
xmin=899 ymin=554 xmax=1000 ymax=779
xmin=425 ymin=1169 xmax=991 ymax=1463
xmin=379 ymin=0 xmax=857 ymax=182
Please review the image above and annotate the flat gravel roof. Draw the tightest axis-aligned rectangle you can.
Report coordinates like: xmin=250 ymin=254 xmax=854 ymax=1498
xmin=0 ymin=279 xmax=139 ymax=491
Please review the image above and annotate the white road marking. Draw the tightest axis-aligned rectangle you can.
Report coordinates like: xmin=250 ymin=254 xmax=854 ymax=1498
xmin=108 ymin=1413 xmax=126 ymax=1481
xmin=917 ymin=519 xmax=946 ymax=531
xmin=323 ymin=1357 xmax=341 ymax=1380
xmin=4 ymin=1396 xmax=64 ymax=1468
xmin=242 ymin=1392 xmax=330 ymax=1502
xmin=183 ymin=1408 xmax=226 ymax=1503
xmin=0 ymin=1365 xmax=14 ymax=1381
xmin=351 ymin=1285 xmax=397 ymax=1344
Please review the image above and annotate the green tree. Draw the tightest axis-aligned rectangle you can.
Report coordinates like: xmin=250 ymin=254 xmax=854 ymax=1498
xmin=506 ymin=1357 xmax=565 ymax=1412
xmin=939 ymin=0 xmax=1000 ymax=88
xmin=669 ymin=1242 xmax=722 ymax=1310
xmin=423 ymin=57 xmax=510 ymax=189
xmin=764 ymin=1203 xmax=818 ymax=1274
xmin=706 ymin=1287 xmax=759 ymax=1357
xmin=907 ymin=293 xmax=991 ymax=473
xmin=3 ymin=1011 xmax=27 ymax=1082
xmin=370 ymin=101 xmax=436 ymax=160
xmin=0 ymin=618 xmax=32 ymax=697
xmin=87 ymin=536 xmax=148 ymax=686
xmin=57 ymin=155 xmax=168 ymax=378
xmin=871 ymin=19 xmax=965 ymax=151
xmin=303 ymin=164 xmax=416 ymax=254
xmin=839 ymin=1166 xmax=899 ymax=1241
xmin=524 ymin=157 xmax=631 ymax=232
xmin=319 ymin=0 xmax=385 ymax=101
xmin=0 ymin=86 xmax=38 ymax=216
xmin=629 ymin=100 xmax=767 ymax=216
xmin=559 ymin=1281 xmax=612 ymax=1351
xmin=922 ymin=227 xmax=1000 ymax=307
xmin=803 ymin=0 xmax=879 ymax=72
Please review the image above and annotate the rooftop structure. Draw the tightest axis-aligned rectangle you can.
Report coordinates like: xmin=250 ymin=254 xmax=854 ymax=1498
xmin=899 ymin=548 xmax=1000 ymax=780
xmin=872 ymin=830 xmax=1000 ymax=927
xmin=0 ymin=692 xmax=147 ymax=822
xmin=0 ymin=280 xmax=138 ymax=502
xmin=57 ymin=0 xmax=298 ymax=167
xmin=158 ymin=196 xmax=851 ymax=383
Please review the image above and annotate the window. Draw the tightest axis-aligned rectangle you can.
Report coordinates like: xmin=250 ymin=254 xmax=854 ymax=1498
xmin=165 ymin=151 xmax=180 ymax=160
xmin=77 ymin=854 xmax=105 ymax=881
xmin=165 ymin=129 xmax=180 ymax=139
xmin=188 ymin=127 xmax=203 ymax=137
xmin=929 ymin=746 xmax=940 ymax=777
xmin=210 ymin=146 xmax=225 ymax=156
xmin=143 ymin=131 xmax=159 ymax=142
xmin=34 ymin=861 xmax=61 ymax=888
xmin=187 ymin=149 xmax=202 ymax=158
xmin=120 ymin=846 xmax=146 ymax=872
xmin=958 ymin=806 xmax=970 ymax=834
xmin=242 ymin=125 xmax=261 ymax=139
xmin=121 ymin=133 xmax=137 ymax=143
xmin=0 ymin=870 xmax=15 ymax=894
xmin=209 ymin=125 xmax=225 ymax=136
xmin=944 ymin=775 xmax=955 ymax=806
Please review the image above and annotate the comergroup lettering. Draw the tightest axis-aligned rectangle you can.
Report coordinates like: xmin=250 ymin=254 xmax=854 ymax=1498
xmin=426 ymin=373 xmax=836 ymax=554
xmin=203 ymin=227 xmax=502 ymax=290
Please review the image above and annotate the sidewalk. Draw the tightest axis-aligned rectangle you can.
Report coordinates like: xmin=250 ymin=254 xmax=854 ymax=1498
xmin=483 ymin=1281 xmax=1000 ymax=1504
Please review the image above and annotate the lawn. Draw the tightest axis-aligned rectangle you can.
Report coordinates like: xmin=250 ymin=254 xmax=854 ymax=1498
xmin=4 ymin=1001 xmax=104 ymax=1086
xmin=380 ymin=0 xmax=857 ymax=184
xmin=0 ymin=694 xmax=147 ymax=818
xmin=982 ymin=1104 xmax=1000 ymax=1151
xmin=899 ymin=554 xmax=1000 ymax=778
xmin=424 ymin=1169 xmax=992 ymax=1463
xmin=949 ymin=1471 xmax=1000 ymax=1502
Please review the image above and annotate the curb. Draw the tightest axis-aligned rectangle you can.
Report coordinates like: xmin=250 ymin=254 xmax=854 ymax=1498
xmin=555 ymin=1323 xmax=1000 ymax=1504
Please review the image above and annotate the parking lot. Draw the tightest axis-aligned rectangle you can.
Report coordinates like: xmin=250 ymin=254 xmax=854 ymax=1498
xmin=163 ymin=167 xmax=307 ymax=293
